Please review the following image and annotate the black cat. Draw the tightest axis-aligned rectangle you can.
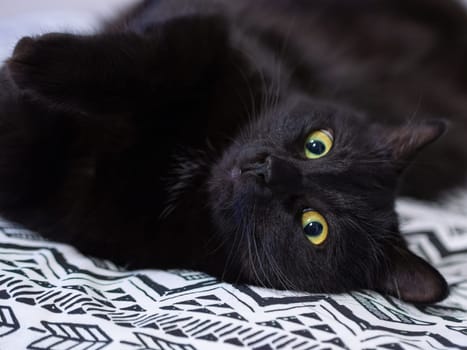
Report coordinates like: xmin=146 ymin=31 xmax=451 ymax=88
xmin=1 ymin=0 xmax=466 ymax=303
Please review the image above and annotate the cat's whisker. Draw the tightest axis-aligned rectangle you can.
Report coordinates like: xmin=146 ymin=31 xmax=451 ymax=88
xmin=239 ymin=207 xmax=264 ymax=286
xmin=230 ymin=58 xmax=257 ymax=126
xmin=249 ymin=202 xmax=278 ymax=289
xmin=235 ymin=44 xmax=289 ymax=142
xmin=345 ymin=218 xmax=386 ymax=284
xmin=407 ymin=93 xmax=424 ymax=122
xmin=246 ymin=228 xmax=266 ymax=288
xmin=257 ymin=213 xmax=297 ymax=291
xmin=222 ymin=233 xmax=242 ymax=283
xmin=231 ymin=45 xmax=273 ymax=135
xmin=220 ymin=207 xmax=245 ymax=282
xmin=248 ymin=50 xmax=271 ymax=126
xmin=243 ymin=205 xmax=270 ymax=289
xmin=266 ymin=250 xmax=295 ymax=291
xmin=265 ymin=65 xmax=282 ymax=125
xmin=202 ymin=218 xmax=233 ymax=257
xmin=270 ymin=37 xmax=293 ymax=121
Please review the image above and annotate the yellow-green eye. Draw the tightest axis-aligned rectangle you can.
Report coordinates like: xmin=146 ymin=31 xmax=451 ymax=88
xmin=304 ymin=129 xmax=333 ymax=159
xmin=301 ymin=210 xmax=328 ymax=245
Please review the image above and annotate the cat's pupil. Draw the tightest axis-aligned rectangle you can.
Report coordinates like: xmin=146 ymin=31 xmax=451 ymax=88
xmin=306 ymin=140 xmax=325 ymax=155
xmin=304 ymin=221 xmax=323 ymax=237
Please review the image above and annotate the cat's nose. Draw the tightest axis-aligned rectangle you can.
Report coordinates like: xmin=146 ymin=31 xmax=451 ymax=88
xmin=240 ymin=156 xmax=271 ymax=182
xmin=241 ymin=155 xmax=301 ymax=191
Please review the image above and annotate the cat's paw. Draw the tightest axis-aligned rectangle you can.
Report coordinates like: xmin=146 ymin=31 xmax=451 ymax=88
xmin=7 ymin=33 xmax=76 ymax=96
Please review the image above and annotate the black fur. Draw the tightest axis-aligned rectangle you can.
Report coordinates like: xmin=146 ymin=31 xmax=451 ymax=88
xmin=1 ymin=0 xmax=465 ymax=303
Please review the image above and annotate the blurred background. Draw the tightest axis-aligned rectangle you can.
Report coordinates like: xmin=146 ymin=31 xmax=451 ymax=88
xmin=0 ymin=0 xmax=134 ymax=61
xmin=2 ymin=0 xmax=467 ymax=62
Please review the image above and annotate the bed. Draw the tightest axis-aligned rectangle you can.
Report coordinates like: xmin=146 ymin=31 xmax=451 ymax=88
xmin=0 ymin=4 xmax=466 ymax=350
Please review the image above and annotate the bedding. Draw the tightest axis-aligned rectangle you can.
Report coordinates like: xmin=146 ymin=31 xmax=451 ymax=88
xmin=0 ymin=5 xmax=467 ymax=350
xmin=0 ymin=198 xmax=466 ymax=350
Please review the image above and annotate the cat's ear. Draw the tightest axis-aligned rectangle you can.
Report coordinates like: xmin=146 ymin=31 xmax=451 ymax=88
xmin=6 ymin=16 xmax=230 ymax=113
xmin=385 ymin=120 xmax=447 ymax=169
xmin=378 ymin=244 xmax=448 ymax=303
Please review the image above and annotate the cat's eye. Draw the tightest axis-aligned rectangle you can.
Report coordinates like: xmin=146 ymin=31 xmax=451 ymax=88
xmin=304 ymin=129 xmax=333 ymax=159
xmin=301 ymin=209 xmax=328 ymax=245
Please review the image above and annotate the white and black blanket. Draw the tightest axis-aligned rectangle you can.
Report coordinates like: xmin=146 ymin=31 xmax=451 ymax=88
xmin=0 ymin=197 xmax=466 ymax=350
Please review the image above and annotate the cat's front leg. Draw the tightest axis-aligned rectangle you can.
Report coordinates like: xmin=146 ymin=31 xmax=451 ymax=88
xmin=6 ymin=15 xmax=232 ymax=117
xmin=7 ymin=32 xmax=148 ymax=114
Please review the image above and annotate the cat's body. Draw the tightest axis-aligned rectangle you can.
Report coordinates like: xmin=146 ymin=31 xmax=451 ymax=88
xmin=1 ymin=0 xmax=466 ymax=303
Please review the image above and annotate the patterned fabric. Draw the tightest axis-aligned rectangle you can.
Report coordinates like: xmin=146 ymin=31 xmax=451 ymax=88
xmin=0 ymin=198 xmax=466 ymax=350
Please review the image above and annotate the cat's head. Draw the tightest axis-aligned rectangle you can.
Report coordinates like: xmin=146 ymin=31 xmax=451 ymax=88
xmin=209 ymin=95 xmax=448 ymax=304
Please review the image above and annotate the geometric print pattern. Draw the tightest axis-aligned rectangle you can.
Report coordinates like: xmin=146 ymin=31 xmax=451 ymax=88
xmin=0 ymin=197 xmax=466 ymax=350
